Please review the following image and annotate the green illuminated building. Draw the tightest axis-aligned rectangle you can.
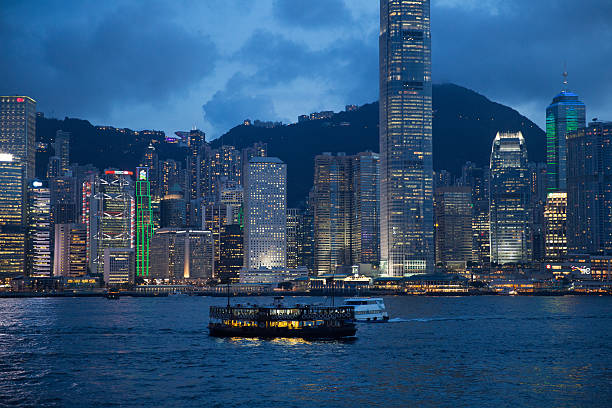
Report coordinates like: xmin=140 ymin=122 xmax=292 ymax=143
xmin=546 ymin=72 xmax=585 ymax=192
xmin=136 ymin=167 xmax=154 ymax=277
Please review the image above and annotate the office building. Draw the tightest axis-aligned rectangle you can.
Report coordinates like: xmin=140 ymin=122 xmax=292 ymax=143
xmin=286 ymin=208 xmax=300 ymax=268
xmin=217 ymin=223 xmax=243 ymax=283
xmin=103 ymin=248 xmax=134 ymax=285
xmin=352 ymin=151 xmax=380 ymax=266
xmin=0 ymin=154 xmax=25 ymax=275
xmin=0 ymin=96 xmax=36 ymax=179
xmin=244 ymin=157 xmax=286 ymax=269
xmin=459 ymin=162 xmax=489 ymax=263
xmin=149 ymin=229 xmax=213 ymax=280
xmin=379 ymin=0 xmax=434 ymax=275
xmin=544 ymin=192 xmax=567 ymax=261
xmin=313 ymin=153 xmax=353 ymax=274
xmin=159 ymin=159 xmax=180 ymax=198
xmin=53 ymin=130 xmax=70 ymax=176
xmin=567 ymin=121 xmax=612 ymax=254
xmin=89 ymin=170 xmax=134 ymax=275
xmin=26 ymin=180 xmax=52 ymax=276
xmin=434 ymin=187 xmax=473 ymax=266
xmin=50 ymin=176 xmax=78 ymax=224
xmin=546 ymin=72 xmax=586 ymax=192
xmin=53 ymin=223 xmax=88 ymax=277
xmin=135 ymin=167 xmax=154 ymax=278
xmin=187 ymin=129 xmax=205 ymax=200
xmin=140 ymin=143 xmax=159 ymax=197
xmin=489 ymin=132 xmax=530 ymax=264
xmin=313 ymin=152 xmax=380 ymax=275
xmin=160 ymin=184 xmax=187 ymax=228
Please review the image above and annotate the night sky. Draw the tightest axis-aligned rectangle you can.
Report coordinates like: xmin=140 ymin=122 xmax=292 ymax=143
xmin=1 ymin=0 xmax=611 ymax=139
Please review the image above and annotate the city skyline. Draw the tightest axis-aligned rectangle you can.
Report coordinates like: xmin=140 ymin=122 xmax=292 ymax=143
xmin=0 ymin=1 xmax=610 ymax=138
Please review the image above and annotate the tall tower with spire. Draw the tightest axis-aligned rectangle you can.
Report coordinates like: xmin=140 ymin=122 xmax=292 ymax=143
xmin=546 ymin=71 xmax=586 ymax=192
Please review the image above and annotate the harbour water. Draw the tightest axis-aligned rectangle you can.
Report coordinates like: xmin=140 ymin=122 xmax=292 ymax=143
xmin=0 ymin=296 xmax=610 ymax=407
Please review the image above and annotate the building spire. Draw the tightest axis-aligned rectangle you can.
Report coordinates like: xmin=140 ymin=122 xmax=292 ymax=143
xmin=562 ymin=63 xmax=568 ymax=91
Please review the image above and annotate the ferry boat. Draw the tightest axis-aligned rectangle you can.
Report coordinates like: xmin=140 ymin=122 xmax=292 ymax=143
xmin=343 ymin=297 xmax=389 ymax=322
xmin=208 ymin=302 xmax=357 ymax=339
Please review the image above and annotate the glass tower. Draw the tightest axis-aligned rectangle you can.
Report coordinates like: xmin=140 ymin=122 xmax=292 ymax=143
xmin=545 ymin=72 xmax=585 ymax=192
xmin=136 ymin=167 xmax=154 ymax=277
xmin=489 ymin=132 xmax=530 ymax=264
xmin=379 ymin=0 xmax=433 ymax=276
xmin=0 ymin=96 xmax=36 ymax=179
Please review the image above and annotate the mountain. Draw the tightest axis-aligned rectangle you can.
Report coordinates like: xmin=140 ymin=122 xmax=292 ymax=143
xmin=211 ymin=83 xmax=545 ymax=205
xmin=36 ymin=83 xmax=545 ymax=206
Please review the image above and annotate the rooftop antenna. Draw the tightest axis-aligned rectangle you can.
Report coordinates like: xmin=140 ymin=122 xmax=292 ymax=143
xmin=562 ymin=63 xmax=568 ymax=92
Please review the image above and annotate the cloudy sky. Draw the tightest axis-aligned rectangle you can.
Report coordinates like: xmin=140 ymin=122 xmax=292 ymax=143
xmin=1 ymin=0 xmax=611 ymax=139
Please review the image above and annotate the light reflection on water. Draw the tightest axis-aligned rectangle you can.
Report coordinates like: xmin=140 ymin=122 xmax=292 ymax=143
xmin=0 ymin=296 xmax=610 ymax=407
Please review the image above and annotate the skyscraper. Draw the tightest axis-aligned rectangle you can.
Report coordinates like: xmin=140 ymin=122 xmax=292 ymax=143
xmin=379 ymin=0 xmax=433 ymax=276
xmin=53 ymin=130 xmax=70 ymax=177
xmin=26 ymin=180 xmax=52 ymax=276
xmin=53 ymin=223 xmax=87 ymax=277
xmin=135 ymin=167 xmax=154 ymax=278
xmin=544 ymin=192 xmax=567 ymax=260
xmin=0 ymin=154 xmax=26 ymax=275
xmin=434 ymin=187 xmax=473 ymax=266
xmin=566 ymin=121 xmax=612 ymax=255
xmin=286 ymin=208 xmax=300 ymax=268
xmin=459 ymin=162 xmax=489 ymax=263
xmin=89 ymin=170 xmax=134 ymax=275
xmin=313 ymin=153 xmax=353 ymax=275
xmin=489 ymin=132 xmax=530 ymax=264
xmin=546 ymin=72 xmax=585 ymax=192
xmin=244 ymin=157 xmax=286 ymax=269
xmin=187 ymin=129 xmax=205 ymax=201
xmin=0 ymin=96 xmax=36 ymax=179
xmin=352 ymin=151 xmax=380 ymax=266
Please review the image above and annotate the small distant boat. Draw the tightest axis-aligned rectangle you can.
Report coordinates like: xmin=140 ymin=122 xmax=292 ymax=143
xmin=343 ymin=297 xmax=389 ymax=322
xmin=209 ymin=298 xmax=357 ymax=339
xmin=105 ymin=289 xmax=120 ymax=300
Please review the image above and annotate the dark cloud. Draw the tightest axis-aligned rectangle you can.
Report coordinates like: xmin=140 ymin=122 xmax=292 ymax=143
xmin=0 ymin=1 xmax=217 ymax=120
xmin=202 ymin=29 xmax=377 ymax=134
xmin=2 ymin=0 xmax=611 ymax=136
xmin=272 ymin=0 xmax=353 ymax=28
xmin=432 ymin=0 xmax=612 ymax=124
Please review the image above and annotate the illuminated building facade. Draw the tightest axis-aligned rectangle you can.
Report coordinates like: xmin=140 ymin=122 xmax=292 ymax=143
xmin=244 ymin=157 xmax=286 ymax=269
xmin=53 ymin=130 xmax=70 ymax=177
xmin=352 ymin=151 xmax=380 ymax=266
xmin=26 ymin=180 xmax=52 ymax=276
xmin=89 ymin=171 xmax=135 ymax=275
xmin=187 ymin=129 xmax=205 ymax=200
xmin=313 ymin=153 xmax=352 ymax=275
xmin=286 ymin=208 xmax=299 ymax=268
xmin=140 ymin=144 xmax=159 ymax=197
xmin=313 ymin=152 xmax=380 ymax=275
xmin=0 ymin=154 xmax=26 ymax=275
xmin=434 ymin=187 xmax=473 ymax=266
xmin=135 ymin=167 xmax=154 ymax=278
xmin=160 ymin=185 xmax=187 ymax=228
xmin=159 ymin=159 xmax=180 ymax=197
xmin=489 ymin=132 xmax=530 ymax=264
xmin=379 ymin=0 xmax=434 ymax=276
xmin=53 ymin=223 xmax=87 ymax=277
xmin=567 ymin=121 xmax=612 ymax=254
xmin=459 ymin=162 xmax=490 ymax=263
xmin=149 ymin=228 xmax=214 ymax=280
xmin=546 ymin=73 xmax=585 ymax=192
xmin=544 ymin=192 xmax=567 ymax=260
xmin=202 ymin=203 xmax=229 ymax=266
xmin=218 ymin=223 xmax=243 ymax=283
xmin=104 ymin=248 xmax=134 ymax=285
xmin=0 ymin=96 xmax=36 ymax=179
